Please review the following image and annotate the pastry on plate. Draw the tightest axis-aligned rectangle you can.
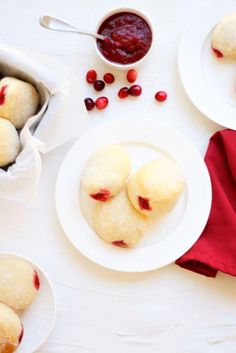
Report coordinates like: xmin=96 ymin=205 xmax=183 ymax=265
xmin=94 ymin=189 xmax=147 ymax=247
xmin=211 ymin=12 xmax=236 ymax=59
xmin=82 ymin=144 xmax=131 ymax=202
xmin=0 ymin=303 xmax=23 ymax=353
xmin=127 ymin=159 xmax=184 ymax=217
xmin=0 ymin=77 xmax=39 ymax=129
xmin=0 ymin=118 xmax=20 ymax=167
xmin=0 ymin=258 xmax=40 ymax=313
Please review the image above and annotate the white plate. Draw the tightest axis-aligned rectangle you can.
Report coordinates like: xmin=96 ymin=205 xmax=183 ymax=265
xmin=178 ymin=0 xmax=236 ymax=129
xmin=55 ymin=118 xmax=211 ymax=272
xmin=0 ymin=252 xmax=56 ymax=353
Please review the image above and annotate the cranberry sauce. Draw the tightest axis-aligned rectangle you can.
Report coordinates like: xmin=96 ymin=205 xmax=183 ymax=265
xmin=97 ymin=12 xmax=152 ymax=64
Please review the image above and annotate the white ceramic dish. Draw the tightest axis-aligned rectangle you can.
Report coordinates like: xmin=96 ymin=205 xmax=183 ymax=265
xmin=178 ymin=0 xmax=236 ymax=129
xmin=94 ymin=8 xmax=154 ymax=70
xmin=55 ymin=118 xmax=211 ymax=272
xmin=0 ymin=252 xmax=56 ymax=353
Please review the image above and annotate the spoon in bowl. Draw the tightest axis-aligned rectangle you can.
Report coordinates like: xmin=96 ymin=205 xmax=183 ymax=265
xmin=39 ymin=15 xmax=105 ymax=41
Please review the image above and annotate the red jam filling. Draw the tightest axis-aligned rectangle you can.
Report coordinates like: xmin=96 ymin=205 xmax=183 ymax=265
xmin=97 ymin=12 xmax=152 ymax=64
xmin=138 ymin=196 xmax=151 ymax=211
xmin=90 ymin=189 xmax=110 ymax=202
xmin=212 ymin=46 xmax=223 ymax=58
xmin=19 ymin=324 xmax=24 ymax=344
xmin=0 ymin=85 xmax=7 ymax=105
xmin=112 ymin=240 xmax=128 ymax=248
xmin=33 ymin=270 xmax=40 ymax=290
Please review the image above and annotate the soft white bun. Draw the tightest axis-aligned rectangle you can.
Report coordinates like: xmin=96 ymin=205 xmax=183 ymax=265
xmin=0 ymin=303 xmax=22 ymax=353
xmin=211 ymin=12 xmax=236 ymax=59
xmin=0 ymin=77 xmax=39 ymax=129
xmin=0 ymin=258 xmax=40 ymax=313
xmin=94 ymin=189 xmax=147 ymax=247
xmin=0 ymin=118 xmax=20 ymax=167
xmin=127 ymin=159 xmax=184 ymax=217
xmin=82 ymin=144 xmax=131 ymax=202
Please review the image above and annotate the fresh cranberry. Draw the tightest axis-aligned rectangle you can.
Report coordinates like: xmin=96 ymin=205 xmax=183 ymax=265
xmin=90 ymin=189 xmax=110 ymax=201
xmin=112 ymin=240 xmax=128 ymax=248
xmin=127 ymin=69 xmax=137 ymax=83
xmin=129 ymin=84 xmax=142 ymax=96
xmin=95 ymin=96 xmax=109 ymax=110
xmin=138 ymin=196 xmax=151 ymax=211
xmin=211 ymin=46 xmax=223 ymax=58
xmin=94 ymin=80 xmax=105 ymax=91
xmin=86 ymin=69 xmax=97 ymax=83
xmin=0 ymin=85 xmax=7 ymax=105
xmin=118 ymin=87 xmax=129 ymax=99
xmin=84 ymin=98 xmax=95 ymax=111
xmin=19 ymin=324 xmax=24 ymax=344
xmin=33 ymin=270 xmax=40 ymax=290
xmin=155 ymin=91 xmax=167 ymax=102
xmin=103 ymin=73 xmax=115 ymax=84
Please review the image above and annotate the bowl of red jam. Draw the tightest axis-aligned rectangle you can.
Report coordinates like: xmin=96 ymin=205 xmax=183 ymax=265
xmin=95 ymin=9 xmax=153 ymax=69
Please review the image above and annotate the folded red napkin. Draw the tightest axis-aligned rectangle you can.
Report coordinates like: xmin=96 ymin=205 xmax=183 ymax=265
xmin=176 ymin=129 xmax=236 ymax=277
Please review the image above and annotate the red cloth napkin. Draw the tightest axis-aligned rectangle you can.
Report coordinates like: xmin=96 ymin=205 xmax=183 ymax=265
xmin=176 ymin=129 xmax=236 ymax=277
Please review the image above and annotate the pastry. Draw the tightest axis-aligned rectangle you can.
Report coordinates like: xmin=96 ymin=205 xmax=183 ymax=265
xmin=82 ymin=144 xmax=131 ymax=202
xmin=0 ymin=118 xmax=20 ymax=167
xmin=0 ymin=77 xmax=39 ymax=129
xmin=127 ymin=159 xmax=184 ymax=217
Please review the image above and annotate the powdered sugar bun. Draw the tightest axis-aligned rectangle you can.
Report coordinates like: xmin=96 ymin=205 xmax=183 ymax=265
xmin=0 ymin=118 xmax=20 ymax=167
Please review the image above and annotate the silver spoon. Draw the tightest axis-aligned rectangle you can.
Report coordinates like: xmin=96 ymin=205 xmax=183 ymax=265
xmin=39 ymin=15 xmax=105 ymax=41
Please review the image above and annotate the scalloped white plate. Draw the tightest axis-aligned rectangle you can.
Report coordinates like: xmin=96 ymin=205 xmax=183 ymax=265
xmin=178 ymin=0 xmax=236 ymax=129
xmin=55 ymin=118 xmax=211 ymax=272
xmin=0 ymin=252 xmax=56 ymax=353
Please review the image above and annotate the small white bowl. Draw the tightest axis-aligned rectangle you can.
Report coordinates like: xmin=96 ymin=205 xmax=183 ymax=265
xmin=0 ymin=252 xmax=56 ymax=353
xmin=94 ymin=8 xmax=154 ymax=70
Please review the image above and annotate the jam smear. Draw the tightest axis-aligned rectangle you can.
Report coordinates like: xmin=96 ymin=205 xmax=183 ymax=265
xmin=138 ymin=196 xmax=151 ymax=211
xmin=97 ymin=12 xmax=152 ymax=64
xmin=19 ymin=324 xmax=24 ymax=344
xmin=0 ymin=85 xmax=7 ymax=105
xmin=212 ymin=47 xmax=223 ymax=58
xmin=90 ymin=189 xmax=110 ymax=201
xmin=33 ymin=270 xmax=40 ymax=290
xmin=112 ymin=240 xmax=128 ymax=248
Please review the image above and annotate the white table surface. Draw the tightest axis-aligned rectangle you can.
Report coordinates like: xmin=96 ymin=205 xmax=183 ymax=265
xmin=1 ymin=1 xmax=236 ymax=352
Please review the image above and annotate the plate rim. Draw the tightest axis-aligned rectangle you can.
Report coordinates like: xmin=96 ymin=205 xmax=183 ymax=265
xmin=55 ymin=118 xmax=212 ymax=273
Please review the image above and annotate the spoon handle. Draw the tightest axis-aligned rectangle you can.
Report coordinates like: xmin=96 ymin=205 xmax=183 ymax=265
xmin=39 ymin=15 xmax=105 ymax=40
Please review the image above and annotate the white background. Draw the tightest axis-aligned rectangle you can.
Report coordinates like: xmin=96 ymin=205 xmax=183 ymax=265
xmin=0 ymin=0 xmax=236 ymax=352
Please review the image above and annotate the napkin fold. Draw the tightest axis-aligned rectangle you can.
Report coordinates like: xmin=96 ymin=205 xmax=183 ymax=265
xmin=176 ymin=129 xmax=236 ymax=277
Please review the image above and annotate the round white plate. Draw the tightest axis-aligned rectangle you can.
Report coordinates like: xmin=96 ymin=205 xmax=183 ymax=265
xmin=178 ymin=0 xmax=236 ymax=129
xmin=0 ymin=252 xmax=56 ymax=353
xmin=55 ymin=118 xmax=211 ymax=272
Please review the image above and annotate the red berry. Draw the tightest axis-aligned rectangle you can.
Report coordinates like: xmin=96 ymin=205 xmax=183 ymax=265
xmin=95 ymin=96 xmax=109 ymax=110
xmin=118 ymin=87 xmax=129 ymax=99
xmin=84 ymin=98 xmax=95 ymax=111
xmin=155 ymin=91 xmax=167 ymax=102
xmin=19 ymin=324 xmax=24 ymax=344
xmin=112 ymin=240 xmax=128 ymax=248
xmin=90 ymin=189 xmax=110 ymax=201
xmin=33 ymin=270 xmax=40 ymax=290
xmin=103 ymin=73 xmax=115 ymax=84
xmin=129 ymin=85 xmax=142 ymax=96
xmin=94 ymin=80 xmax=105 ymax=91
xmin=212 ymin=46 xmax=223 ymax=58
xmin=127 ymin=69 xmax=137 ymax=83
xmin=86 ymin=69 xmax=97 ymax=83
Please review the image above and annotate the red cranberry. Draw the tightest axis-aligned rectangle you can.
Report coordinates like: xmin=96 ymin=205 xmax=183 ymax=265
xmin=86 ymin=69 xmax=97 ymax=83
xmin=212 ymin=46 xmax=223 ymax=58
xmin=103 ymin=73 xmax=115 ymax=84
xmin=127 ymin=69 xmax=137 ymax=83
xmin=112 ymin=240 xmax=128 ymax=248
xmin=138 ymin=196 xmax=151 ymax=211
xmin=0 ymin=85 xmax=7 ymax=105
xmin=95 ymin=96 xmax=109 ymax=110
xmin=90 ymin=189 xmax=110 ymax=201
xmin=94 ymin=80 xmax=105 ymax=91
xmin=118 ymin=87 xmax=129 ymax=99
xmin=33 ymin=270 xmax=40 ymax=290
xmin=19 ymin=324 xmax=24 ymax=344
xmin=129 ymin=84 xmax=142 ymax=96
xmin=155 ymin=91 xmax=167 ymax=102
xmin=84 ymin=98 xmax=95 ymax=111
